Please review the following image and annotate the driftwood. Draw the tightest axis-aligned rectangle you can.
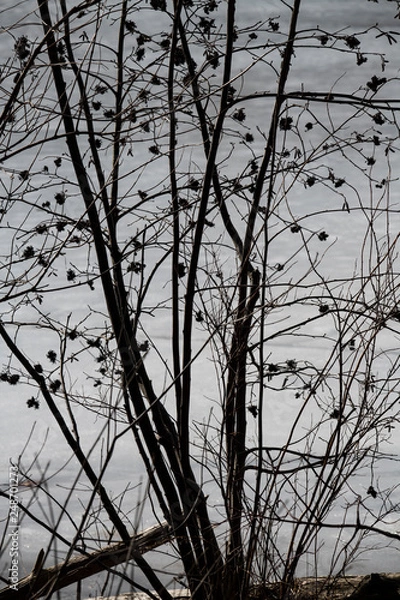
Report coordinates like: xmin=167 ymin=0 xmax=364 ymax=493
xmin=289 ymin=572 xmax=400 ymax=600
xmin=88 ymin=593 xmax=191 ymax=600
xmin=75 ymin=572 xmax=400 ymax=599
xmin=84 ymin=573 xmax=400 ymax=600
xmin=0 ymin=521 xmax=172 ymax=600
xmin=3 ymin=527 xmax=400 ymax=600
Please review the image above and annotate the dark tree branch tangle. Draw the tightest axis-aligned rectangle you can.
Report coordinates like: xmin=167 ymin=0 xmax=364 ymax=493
xmin=0 ymin=1 xmax=399 ymax=599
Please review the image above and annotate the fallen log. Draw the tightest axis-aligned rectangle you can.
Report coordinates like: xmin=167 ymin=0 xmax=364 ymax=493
xmin=292 ymin=572 xmax=400 ymax=599
xmin=82 ymin=573 xmax=400 ymax=600
xmin=0 ymin=521 xmax=172 ymax=600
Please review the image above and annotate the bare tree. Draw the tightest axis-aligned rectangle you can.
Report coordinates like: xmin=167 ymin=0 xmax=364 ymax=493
xmin=0 ymin=0 xmax=400 ymax=598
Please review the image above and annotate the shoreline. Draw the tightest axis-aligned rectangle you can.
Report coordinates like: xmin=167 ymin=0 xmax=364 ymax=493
xmin=86 ymin=573 xmax=400 ymax=600
xmin=84 ymin=573 xmax=400 ymax=599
